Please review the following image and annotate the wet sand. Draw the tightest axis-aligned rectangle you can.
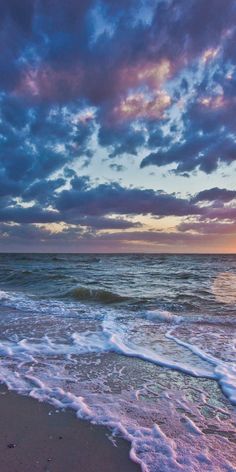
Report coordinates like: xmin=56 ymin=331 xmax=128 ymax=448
xmin=0 ymin=385 xmax=140 ymax=472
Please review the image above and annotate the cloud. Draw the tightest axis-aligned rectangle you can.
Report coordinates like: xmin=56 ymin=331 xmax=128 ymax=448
xmin=77 ymin=216 xmax=141 ymax=230
xmin=192 ymin=187 xmax=236 ymax=203
xmin=22 ymin=178 xmax=66 ymax=205
xmin=178 ymin=220 xmax=236 ymax=235
xmin=0 ymin=0 xmax=235 ymax=250
xmin=98 ymin=123 xmax=146 ymax=157
xmin=140 ymin=125 xmax=236 ymax=175
xmin=113 ymin=91 xmax=171 ymax=121
xmin=0 ymin=0 xmax=235 ymax=169
xmin=0 ymin=176 xmax=202 ymax=226
xmin=56 ymin=181 xmax=201 ymax=218
xmin=0 ymin=96 xmax=95 ymax=198
xmin=109 ymin=163 xmax=125 ymax=172
xmin=0 ymin=205 xmax=60 ymax=224
xmin=0 ymin=222 xmax=231 ymax=253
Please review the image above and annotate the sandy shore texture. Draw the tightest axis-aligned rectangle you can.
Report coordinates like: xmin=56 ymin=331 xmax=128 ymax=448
xmin=0 ymin=385 xmax=140 ymax=472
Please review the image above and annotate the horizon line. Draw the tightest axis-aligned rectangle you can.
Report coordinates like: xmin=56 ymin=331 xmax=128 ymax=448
xmin=0 ymin=251 xmax=235 ymax=255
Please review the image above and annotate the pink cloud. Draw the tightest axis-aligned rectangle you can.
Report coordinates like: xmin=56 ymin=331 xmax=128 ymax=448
xmin=113 ymin=90 xmax=171 ymax=121
xmin=118 ymin=59 xmax=172 ymax=91
xmin=14 ymin=64 xmax=83 ymax=102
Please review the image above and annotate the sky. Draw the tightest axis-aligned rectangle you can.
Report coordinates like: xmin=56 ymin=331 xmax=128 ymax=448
xmin=0 ymin=0 xmax=236 ymax=253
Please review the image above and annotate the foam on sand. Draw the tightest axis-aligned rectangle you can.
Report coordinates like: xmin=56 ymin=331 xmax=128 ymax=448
xmin=166 ymin=329 xmax=236 ymax=405
xmin=102 ymin=316 xmax=215 ymax=378
xmin=0 ymin=289 xmax=235 ymax=471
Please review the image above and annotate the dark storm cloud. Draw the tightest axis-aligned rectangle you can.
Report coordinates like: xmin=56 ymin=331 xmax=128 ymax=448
xmin=98 ymin=124 xmax=146 ymax=158
xmin=0 ymin=205 xmax=61 ymax=224
xmin=0 ymin=0 xmax=35 ymax=91
xmin=0 ymin=179 xmax=201 ymax=225
xmin=2 ymin=177 xmax=235 ymax=230
xmin=22 ymin=178 xmax=66 ymax=205
xmin=192 ymin=188 xmax=236 ymax=203
xmin=146 ymin=123 xmax=172 ymax=150
xmin=0 ymin=198 xmax=143 ymax=230
xmin=56 ymin=181 xmax=201 ymax=218
xmin=140 ymin=131 xmax=236 ymax=174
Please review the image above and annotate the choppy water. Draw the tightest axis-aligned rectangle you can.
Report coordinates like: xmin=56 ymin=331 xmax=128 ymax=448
xmin=0 ymin=253 xmax=235 ymax=471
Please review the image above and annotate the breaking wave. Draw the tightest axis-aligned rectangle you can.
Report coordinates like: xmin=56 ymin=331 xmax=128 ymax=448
xmin=65 ymin=286 xmax=129 ymax=304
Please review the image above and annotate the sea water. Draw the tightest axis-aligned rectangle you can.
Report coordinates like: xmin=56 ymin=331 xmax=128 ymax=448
xmin=0 ymin=253 xmax=235 ymax=471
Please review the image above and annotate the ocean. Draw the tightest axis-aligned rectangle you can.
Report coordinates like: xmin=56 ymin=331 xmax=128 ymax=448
xmin=0 ymin=253 xmax=235 ymax=471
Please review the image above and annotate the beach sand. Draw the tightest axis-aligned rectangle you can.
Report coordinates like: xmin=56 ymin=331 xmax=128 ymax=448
xmin=0 ymin=385 xmax=140 ymax=472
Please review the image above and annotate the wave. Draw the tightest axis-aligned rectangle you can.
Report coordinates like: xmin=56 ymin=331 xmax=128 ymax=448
xmin=143 ymin=309 xmax=183 ymax=323
xmin=43 ymin=273 xmax=77 ymax=281
xmin=5 ymin=271 xmax=78 ymax=285
xmin=65 ymin=286 xmax=129 ymax=304
xmin=166 ymin=329 xmax=236 ymax=405
xmin=0 ymin=290 xmax=11 ymax=301
xmin=78 ymin=257 xmax=101 ymax=263
xmin=0 ymin=289 xmax=235 ymax=471
xmin=6 ymin=270 xmax=33 ymax=280
xmin=51 ymin=256 xmax=68 ymax=262
xmin=141 ymin=308 xmax=236 ymax=326
xmin=50 ymin=255 xmax=101 ymax=264
xmin=0 ymin=316 xmax=235 ymax=403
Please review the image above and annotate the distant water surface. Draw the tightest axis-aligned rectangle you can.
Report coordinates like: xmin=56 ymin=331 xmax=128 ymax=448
xmin=0 ymin=254 xmax=235 ymax=471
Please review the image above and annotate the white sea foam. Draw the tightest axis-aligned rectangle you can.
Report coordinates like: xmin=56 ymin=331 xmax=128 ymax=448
xmin=1 ymin=292 xmax=235 ymax=403
xmin=0 ymin=289 xmax=235 ymax=471
xmin=215 ymin=363 xmax=236 ymax=405
xmin=0 ymin=364 xmax=234 ymax=472
xmin=144 ymin=309 xmax=183 ymax=324
xmin=142 ymin=309 xmax=236 ymax=327
xmin=102 ymin=316 xmax=215 ymax=378
xmin=166 ymin=329 xmax=236 ymax=406
xmin=0 ymin=327 xmax=214 ymax=380
xmin=0 ymin=290 xmax=10 ymax=300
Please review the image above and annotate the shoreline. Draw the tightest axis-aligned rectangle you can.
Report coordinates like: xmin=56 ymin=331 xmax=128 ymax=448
xmin=0 ymin=385 xmax=140 ymax=472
